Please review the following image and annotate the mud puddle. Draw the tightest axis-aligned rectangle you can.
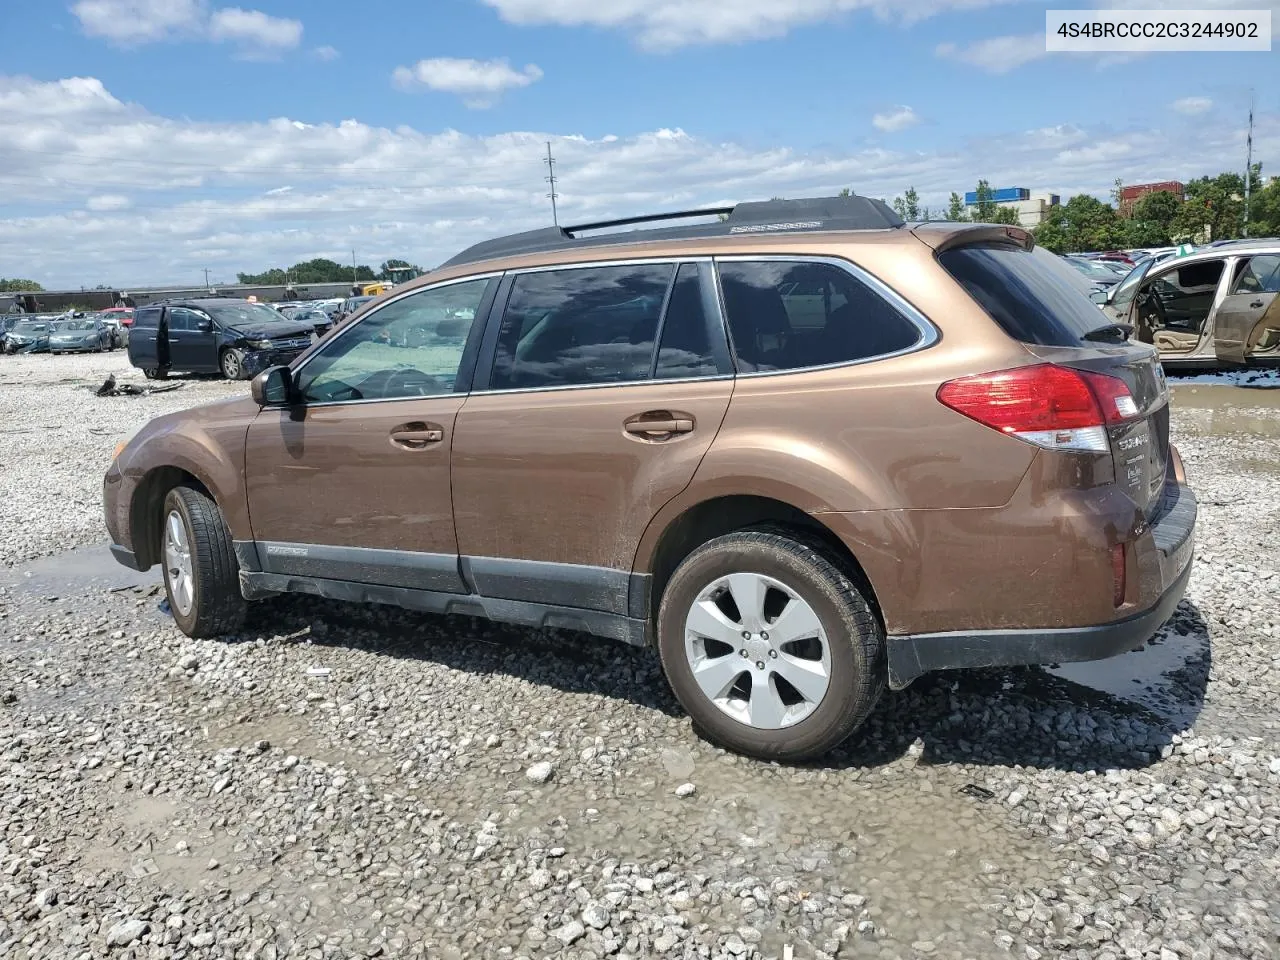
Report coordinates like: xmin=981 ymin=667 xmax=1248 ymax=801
xmin=0 ymin=541 xmax=161 ymax=595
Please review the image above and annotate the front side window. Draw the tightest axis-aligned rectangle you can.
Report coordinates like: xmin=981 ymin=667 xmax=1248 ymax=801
xmin=296 ymin=278 xmax=492 ymax=403
xmin=491 ymin=264 xmax=673 ymax=389
xmin=167 ymin=308 xmax=205 ymax=332
xmin=717 ymin=260 xmax=922 ymax=372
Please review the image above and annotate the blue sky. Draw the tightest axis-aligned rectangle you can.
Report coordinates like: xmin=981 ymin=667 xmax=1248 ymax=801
xmin=0 ymin=0 xmax=1276 ymax=287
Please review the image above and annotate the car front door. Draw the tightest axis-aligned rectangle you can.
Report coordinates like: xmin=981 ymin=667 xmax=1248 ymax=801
xmin=1215 ymin=253 xmax=1280 ymax=364
xmin=243 ymin=275 xmax=499 ymax=592
xmin=126 ymin=305 xmax=161 ymax=369
xmin=1132 ymin=258 xmax=1225 ymax=359
xmin=167 ymin=307 xmax=216 ymax=371
xmin=451 ymin=260 xmax=734 ymax=617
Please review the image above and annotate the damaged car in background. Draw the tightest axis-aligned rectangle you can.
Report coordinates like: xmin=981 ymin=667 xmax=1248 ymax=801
xmin=126 ymin=298 xmax=317 ymax=381
xmin=2 ymin=318 xmax=54 ymax=354
xmin=49 ymin=316 xmax=115 ymax=354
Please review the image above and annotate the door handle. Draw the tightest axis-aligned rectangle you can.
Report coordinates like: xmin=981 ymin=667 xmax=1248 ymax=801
xmin=1251 ymin=300 xmax=1265 ymax=309
xmin=623 ymin=412 xmax=695 ymax=439
xmin=390 ymin=422 xmax=444 ymax=449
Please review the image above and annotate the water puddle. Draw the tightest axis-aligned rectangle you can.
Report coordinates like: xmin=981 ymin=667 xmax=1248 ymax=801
xmin=0 ymin=541 xmax=161 ymax=595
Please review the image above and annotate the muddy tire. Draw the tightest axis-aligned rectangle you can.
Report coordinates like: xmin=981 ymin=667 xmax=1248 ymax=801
xmin=657 ymin=529 xmax=885 ymax=763
xmin=160 ymin=485 xmax=246 ymax=639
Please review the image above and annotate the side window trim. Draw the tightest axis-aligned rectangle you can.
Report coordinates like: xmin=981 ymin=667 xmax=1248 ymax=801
xmin=711 ymin=254 xmax=939 ymax=377
xmin=646 ymin=265 xmax=683 ymax=379
xmin=470 ymin=257 xmax=734 ymax=396
xmin=290 ymin=272 xmax=502 ymax=401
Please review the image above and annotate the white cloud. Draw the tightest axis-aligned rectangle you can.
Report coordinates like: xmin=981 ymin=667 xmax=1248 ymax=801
xmin=872 ymin=106 xmax=920 ymax=133
xmin=70 ymin=0 xmax=204 ymax=43
xmin=481 ymin=0 xmax=1017 ymax=49
xmin=392 ymin=58 xmax=543 ymax=108
xmin=72 ymin=1 xmax=303 ymax=54
xmin=0 ymin=75 xmax=1274 ymax=288
xmin=312 ymin=45 xmax=340 ymax=61
xmin=86 ymin=194 xmax=131 ymax=211
xmin=935 ymin=33 xmax=1048 ymax=73
xmin=1172 ymin=96 xmax=1213 ymax=116
xmin=208 ymin=7 xmax=303 ymax=54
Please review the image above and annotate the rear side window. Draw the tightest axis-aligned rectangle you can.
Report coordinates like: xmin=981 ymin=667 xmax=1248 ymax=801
xmin=1233 ymin=255 xmax=1280 ymax=294
xmin=492 ymin=264 xmax=673 ymax=389
xmin=717 ymin=260 xmax=922 ymax=373
xmin=939 ymin=244 xmax=1110 ymax=346
xmin=133 ymin=307 xmax=160 ymax=329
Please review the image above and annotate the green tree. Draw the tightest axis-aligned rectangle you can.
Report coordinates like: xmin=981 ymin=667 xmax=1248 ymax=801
xmin=1248 ymin=173 xmax=1280 ymax=237
xmin=1124 ymin=190 xmax=1181 ymax=247
xmin=1172 ymin=171 xmax=1262 ymax=243
xmin=971 ymin=180 xmax=999 ymax=222
xmin=945 ymin=192 xmax=967 ymax=221
xmin=0 ymin=278 xmax=43 ymax=292
xmin=1031 ymin=194 xmax=1123 ymax=252
xmin=837 ymin=187 xmax=852 ymax=197
xmin=237 ymin=259 xmax=376 ymax=285
xmin=890 ymin=187 xmax=921 ymax=220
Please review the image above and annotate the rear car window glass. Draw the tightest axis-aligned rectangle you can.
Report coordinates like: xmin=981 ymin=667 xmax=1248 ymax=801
xmin=655 ymin=263 xmax=719 ymax=380
xmin=717 ymin=260 xmax=921 ymax=373
xmin=133 ymin=307 xmax=161 ymax=329
xmin=298 ymin=278 xmax=492 ymax=403
xmin=1233 ymin=255 xmax=1280 ymax=294
xmin=492 ymin=264 xmax=673 ymax=389
xmin=938 ymin=244 xmax=1109 ymax=347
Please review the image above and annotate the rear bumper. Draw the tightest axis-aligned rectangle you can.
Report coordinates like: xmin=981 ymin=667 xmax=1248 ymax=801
xmin=885 ymin=482 xmax=1197 ymax=689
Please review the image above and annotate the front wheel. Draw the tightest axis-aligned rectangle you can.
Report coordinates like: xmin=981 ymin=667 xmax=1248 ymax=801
xmin=161 ymin=486 xmax=247 ymax=638
xmin=657 ymin=529 xmax=885 ymax=762
xmin=220 ymin=348 xmax=246 ymax=380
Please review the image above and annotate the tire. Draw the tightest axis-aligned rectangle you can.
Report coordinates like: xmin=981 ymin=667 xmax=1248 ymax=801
xmin=220 ymin=348 xmax=246 ymax=380
xmin=143 ymin=367 xmax=167 ymax=380
xmin=159 ymin=485 xmax=247 ymax=638
xmin=657 ymin=528 xmax=885 ymax=762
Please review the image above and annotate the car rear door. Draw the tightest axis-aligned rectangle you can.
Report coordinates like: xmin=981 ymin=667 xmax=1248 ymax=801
xmin=450 ymin=260 xmax=733 ymax=615
xmin=126 ymin=305 xmax=161 ymax=369
xmin=1214 ymin=253 xmax=1280 ymax=364
xmin=242 ymin=275 xmax=499 ymax=592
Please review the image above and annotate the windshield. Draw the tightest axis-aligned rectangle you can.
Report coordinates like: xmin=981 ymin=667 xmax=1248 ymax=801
xmin=1067 ymin=258 xmax=1120 ymax=281
xmin=15 ymin=321 xmax=50 ymax=333
xmin=939 ymin=243 xmax=1111 ymax=347
xmin=204 ymin=302 xmax=290 ymax=327
xmin=1109 ymin=259 xmax=1155 ymax=313
xmin=54 ymin=319 xmax=96 ymax=331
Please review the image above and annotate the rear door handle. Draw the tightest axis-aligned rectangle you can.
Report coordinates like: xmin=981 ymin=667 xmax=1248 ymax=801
xmin=1251 ymin=300 xmax=1265 ymax=308
xmin=390 ymin=422 xmax=444 ymax=449
xmin=623 ymin=412 xmax=695 ymax=439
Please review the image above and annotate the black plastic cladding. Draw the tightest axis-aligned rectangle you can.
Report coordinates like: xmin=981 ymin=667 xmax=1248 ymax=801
xmin=438 ymin=195 xmax=906 ymax=271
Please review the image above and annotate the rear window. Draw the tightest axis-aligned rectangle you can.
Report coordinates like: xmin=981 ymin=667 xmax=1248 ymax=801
xmin=939 ymin=244 xmax=1108 ymax=346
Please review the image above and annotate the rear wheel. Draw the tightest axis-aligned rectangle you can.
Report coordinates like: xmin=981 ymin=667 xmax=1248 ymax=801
xmin=657 ymin=529 xmax=885 ymax=762
xmin=160 ymin=486 xmax=247 ymax=638
xmin=220 ymin=348 xmax=246 ymax=380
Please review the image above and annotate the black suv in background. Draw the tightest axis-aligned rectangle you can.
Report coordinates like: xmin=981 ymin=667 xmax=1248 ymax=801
xmin=126 ymin=298 xmax=316 ymax=380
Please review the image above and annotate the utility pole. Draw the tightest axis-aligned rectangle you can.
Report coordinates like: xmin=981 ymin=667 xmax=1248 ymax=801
xmin=203 ymin=268 xmax=210 ymax=291
xmin=544 ymin=141 xmax=559 ymax=227
xmin=1243 ymin=89 xmax=1254 ymax=238
xmin=352 ymin=249 xmax=358 ymax=290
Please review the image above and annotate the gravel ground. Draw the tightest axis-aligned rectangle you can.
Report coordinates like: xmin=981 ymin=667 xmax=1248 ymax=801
xmin=1 ymin=356 xmax=1278 ymax=959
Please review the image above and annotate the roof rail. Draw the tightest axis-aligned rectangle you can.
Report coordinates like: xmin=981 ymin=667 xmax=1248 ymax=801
xmin=439 ymin=194 xmax=904 ymax=270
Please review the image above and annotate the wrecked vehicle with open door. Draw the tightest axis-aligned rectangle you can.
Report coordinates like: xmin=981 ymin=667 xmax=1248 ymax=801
xmin=1101 ymin=241 xmax=1280 ymax=367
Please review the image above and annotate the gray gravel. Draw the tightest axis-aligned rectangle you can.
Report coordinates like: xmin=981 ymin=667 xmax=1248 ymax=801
xmin=1 ymin=361 xmax=1279 ymax=959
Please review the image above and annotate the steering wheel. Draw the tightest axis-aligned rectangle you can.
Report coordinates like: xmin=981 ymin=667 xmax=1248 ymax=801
xmin=382 ymin=366 xmax=444 ymax=397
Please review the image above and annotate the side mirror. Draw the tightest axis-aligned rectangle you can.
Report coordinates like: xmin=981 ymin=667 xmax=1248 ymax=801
xmin=196 ymin=319 xmax=213 ymax=332
xmin=1089 ymin=288 xmax=1108 ymax=305
xmin=251 ymin=365 xmax=294 ymax=406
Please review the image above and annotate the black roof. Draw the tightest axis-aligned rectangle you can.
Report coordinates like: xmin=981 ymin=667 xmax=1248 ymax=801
xmin=439 ymin=194 xmax=904 ymax=270
xmin=140 ymin=297 xmax=273 ymax=308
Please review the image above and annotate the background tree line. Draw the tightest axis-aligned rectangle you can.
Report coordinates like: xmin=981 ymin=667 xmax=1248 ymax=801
xmin=236 ymin=258 xmax=421 ymax=285
xmin=868 ymin=166 xmax=1280 ymax=254
xmin=0 ymin=278 xmax=44 ymax=292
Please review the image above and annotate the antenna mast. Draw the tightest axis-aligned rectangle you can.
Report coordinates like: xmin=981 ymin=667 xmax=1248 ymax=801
xmin=544 ymin=141 xmax=559 ymax=227
xmin=1243 ymin=90 xmax=1254 ymax=238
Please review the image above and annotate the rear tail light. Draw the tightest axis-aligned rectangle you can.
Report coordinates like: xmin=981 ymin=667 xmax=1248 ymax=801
xmin=1111 ymin=543 xmax=1126 ymax=607
xmin=936 ymin=363 xmax=1139 ymax=453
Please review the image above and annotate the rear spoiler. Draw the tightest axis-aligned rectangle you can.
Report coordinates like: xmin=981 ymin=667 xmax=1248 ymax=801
xmin=910 ymin=222 xmax=1035 ymax=254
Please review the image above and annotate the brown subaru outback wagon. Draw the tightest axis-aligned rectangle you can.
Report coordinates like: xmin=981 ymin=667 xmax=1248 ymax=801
xmin=104 ymin=196 xmax=1197 ymax=761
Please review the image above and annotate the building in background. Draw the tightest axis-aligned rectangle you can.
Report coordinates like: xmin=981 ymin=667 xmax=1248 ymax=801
xmin=962 ymin=187 xmax=1061 ymax=227
xmin=1118 ymin=181 xmax=1186 ymax=217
